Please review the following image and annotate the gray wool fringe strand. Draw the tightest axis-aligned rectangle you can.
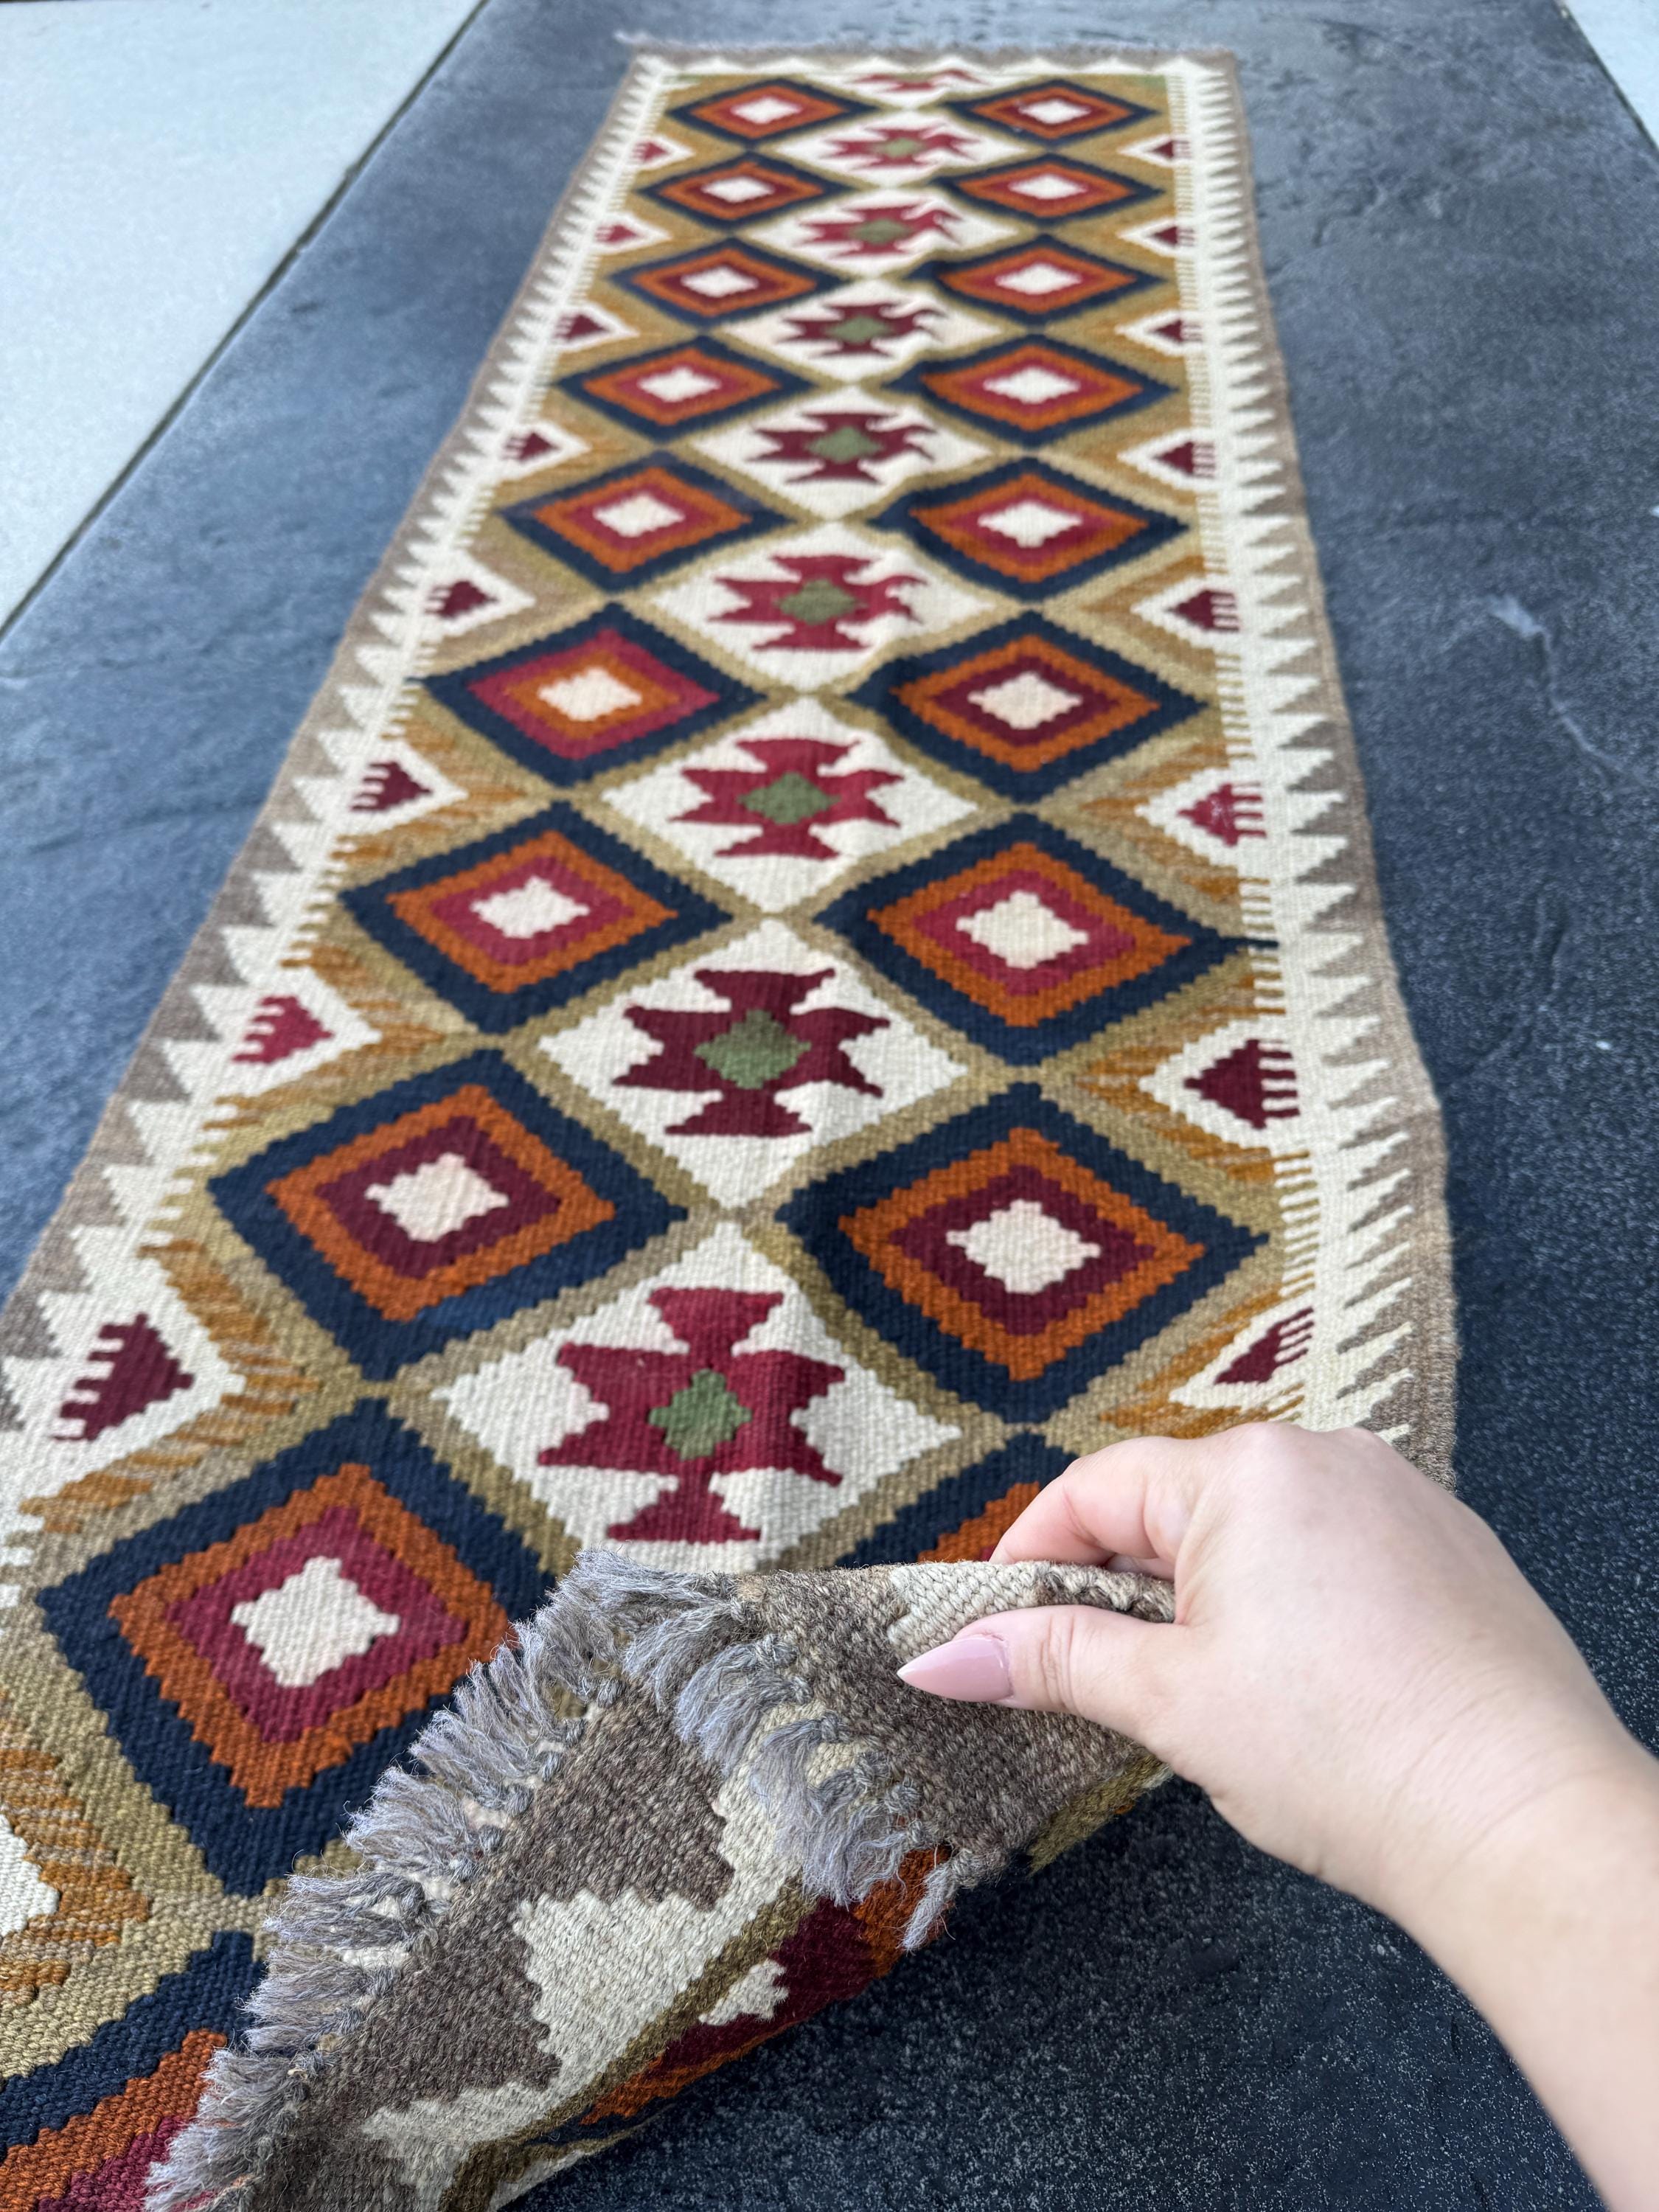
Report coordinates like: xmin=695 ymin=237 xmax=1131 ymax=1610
xmin=147 ymin=1554 xmax=975 ymax=2212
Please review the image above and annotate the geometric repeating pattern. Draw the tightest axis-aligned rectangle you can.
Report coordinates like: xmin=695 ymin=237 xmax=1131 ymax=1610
xmin=0 ymin=52 xmax=1451 ymax=2205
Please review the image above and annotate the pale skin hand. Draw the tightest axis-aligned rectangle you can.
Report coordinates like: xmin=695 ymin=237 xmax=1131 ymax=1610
xmin=897 ymin=1425 xmax=1659 ymax=2212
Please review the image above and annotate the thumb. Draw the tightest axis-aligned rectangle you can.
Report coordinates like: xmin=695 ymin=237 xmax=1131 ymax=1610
xmin=897 ymin=1604 xmax=1184 ymax=1745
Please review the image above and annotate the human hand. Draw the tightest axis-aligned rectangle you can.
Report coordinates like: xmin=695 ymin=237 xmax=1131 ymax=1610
xmin=897 ymin=1425 xmax=1641 ymax=1930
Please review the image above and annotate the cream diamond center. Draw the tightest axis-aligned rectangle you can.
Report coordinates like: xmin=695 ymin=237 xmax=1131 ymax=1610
xmin=591 ymin=490 xmax=686 ymax=538
xmin=732 ymin=94 xmax=801 ymax=124
xmin=984 ymin=365 xmax=1080 ymax=406
xmin=682 ymin=265 xmax=759 ymax=299
xmin=232 ymin=1556 xmax=402 ymax=1689
xmin=1009 ymin=172 xmax=1083 ymax=202
xmin=946 ymin=1199 xmax=1101 ymax=1295
xmin=472 ymin=875 xmax=586 ymax=940
xmin=978 ymin=498 xmax=1082 ymax=549
xmin=366 ymin=1152 xmax=511 ymax=1243
xmin=539 ymin=667 xmax=642 ymax=721
xmin=705 ymin=175 xmax=774 ymax=203
xmin=956 ymin=888 xmax=1090 ymax=969
xmin=1023 ymin=96 xmax=1092 ymax=125
xmin=997 ymin=261 xmax=1082 ymax=296
xmin=638 ymin=366 xmax=720 ymax=403
xmin=968 ymin=670 xmax=1082 ymax=730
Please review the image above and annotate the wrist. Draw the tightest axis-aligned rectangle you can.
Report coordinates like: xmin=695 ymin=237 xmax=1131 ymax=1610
xmin=1389 ymin=1731 xmax=1659 ymax=1972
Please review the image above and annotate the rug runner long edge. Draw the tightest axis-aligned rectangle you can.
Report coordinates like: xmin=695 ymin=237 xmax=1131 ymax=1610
xmin=0 ymin=44 xmax=1455 ymax=2208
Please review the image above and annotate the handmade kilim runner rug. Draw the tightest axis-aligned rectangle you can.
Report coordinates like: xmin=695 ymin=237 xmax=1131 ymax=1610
xmin=0 ymin=45 xmax=1453 ymax=2211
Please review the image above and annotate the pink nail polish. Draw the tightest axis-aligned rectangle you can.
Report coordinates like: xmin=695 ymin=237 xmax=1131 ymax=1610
xmin=897 ymin=1633 xmax=1012 ymax=1703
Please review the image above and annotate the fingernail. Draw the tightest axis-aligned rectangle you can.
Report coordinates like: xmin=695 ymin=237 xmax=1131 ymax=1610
xmin=897 ymin=1633 xmax=1012 ymax=1703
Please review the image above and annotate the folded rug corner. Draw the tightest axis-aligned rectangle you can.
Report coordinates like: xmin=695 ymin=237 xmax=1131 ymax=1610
xmin=152 ymin=1556 xmax=1171 ymax=2211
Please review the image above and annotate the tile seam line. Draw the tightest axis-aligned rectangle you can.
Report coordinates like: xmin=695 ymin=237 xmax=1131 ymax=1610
xmin=0 ymin=0 xmax=496 ymax=653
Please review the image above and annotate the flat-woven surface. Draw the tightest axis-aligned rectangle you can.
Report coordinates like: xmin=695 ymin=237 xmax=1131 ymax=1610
xmin=0 ymin=46 xmax=1452 ymax=2208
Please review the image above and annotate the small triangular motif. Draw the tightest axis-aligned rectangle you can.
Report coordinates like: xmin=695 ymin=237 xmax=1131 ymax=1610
xmin=1183 ymin=1036 xmax=1297 ymax=1129
xmin=1216 ymin=1307 xmax=1314 ymax=1385
xmin=1178 ymin=781 xmax=1262 ymax=847
xmin=233 ymin=993 xmax=330 ymax=1066
xmin=55 ymin=1316 xmax=192 ymax=1443
xmin=352 ymin=759 xmax=431 ymax=813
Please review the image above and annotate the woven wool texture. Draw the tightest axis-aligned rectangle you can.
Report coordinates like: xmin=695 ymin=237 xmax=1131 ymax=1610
xmin=0 ymin=44 xmax=1452 ymax=2212
xmin=153 ymin=1554 xmax=1175 ymax=2209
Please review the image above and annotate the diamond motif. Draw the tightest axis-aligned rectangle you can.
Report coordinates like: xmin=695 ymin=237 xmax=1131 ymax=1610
xmin=38 ymin=1404 xmax=544 ymax=1889
xmin=565 ymin=337 xmax=807 ymax=437
xmin=948 ymin=156 xmax=1158 ymax=219
xmin=917 ymin=239 xmax=1156 ymax=321
xmin=872 ymin=459 xmax=1183 ymax=597
xmin=425 ymin=605 xmax=759 ymax=784
xmin=603 ymin=698 xmax=975 ymax=911
xmin=436 ymin=1222 xmax=957 ymax=1571
xmin=691 ymin=386 xmax=987 ymax=518
xmin=499 ymin=457 xmax=782 ymax=585
xmin=649 ymin=522 xmax=991 ymax=689
xmin=672 ymin=80 xmax=876 ymax=142
xmin=211 ymin=1054 xmax=680 ymax=1376
xmin=643 ymin=154 xmax=844 ymax=223
xmin=779 ymin=1086 xmax=1261 ymax=1418
xmin=821 ymin=814 xmax=1242 ymax=1062
xmin=888 ymin=338 xmax=1172 ymax=444
xmin=734 ymin=276 xmax=1000 ymax=383
xmin=947 ymin=82 xmax=1155 ymax=140
xmin=342 ymin=804 xmax=725 ymax=1032
xmin=850 ymin=611 xmax=1201 ymax=796
xmin=613 ymin=240 xmax=832 ymax=323
xmin=753 ymin=189 xmax=1015 ymax=276
xmin=540 ymin=920 xmax=964 ymax=1205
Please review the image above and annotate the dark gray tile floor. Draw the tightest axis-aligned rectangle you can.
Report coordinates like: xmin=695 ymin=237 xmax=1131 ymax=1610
xmin=2 ymin=3 xmax=1656 ymax=2204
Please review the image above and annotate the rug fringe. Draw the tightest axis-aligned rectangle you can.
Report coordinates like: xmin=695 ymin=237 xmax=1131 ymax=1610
xmin=146 ymin=1555 xmax=984 ymax=2211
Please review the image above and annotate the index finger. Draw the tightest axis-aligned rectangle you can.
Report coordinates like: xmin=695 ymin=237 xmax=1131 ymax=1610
xmin=989 ymin=1435 xmax=1225 ymax=1574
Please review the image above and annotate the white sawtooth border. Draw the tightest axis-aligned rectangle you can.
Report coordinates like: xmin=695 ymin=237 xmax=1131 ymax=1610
xmin=0 ymin=49 xmax=1450 ymax=1576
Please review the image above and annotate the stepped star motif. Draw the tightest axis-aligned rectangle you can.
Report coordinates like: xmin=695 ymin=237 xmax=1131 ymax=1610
xmin=615 ymin=967 xmax=888 ymax=1138
xmin=737 ymin=277 xmax=1000 ymax=383
xmin=675 ymin=737 xmax=902 ymax=859
xmin=692 ymin=386 xmax=985 ymax=517
xmin=540 ymin=921 xmax=964 ymax=1203
xmin=435 ymin=1222 xmax=959 ymax=1569
xmin=543 ymin=1288 xmax=846 ymax=1545
xmin=755 ymin=189 xmax=1015 ymax=275
xmin=714 ymin=555 xmax=921 ymax=650
xmin=782 ymin=109 xmax=1018 ymax=182
xmin=650 ymin=524 xmax=990 ymax=687
xmin=603 ymin=700 xmax=977 ymax=911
